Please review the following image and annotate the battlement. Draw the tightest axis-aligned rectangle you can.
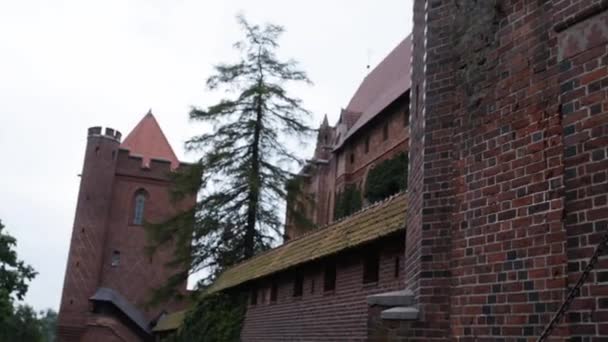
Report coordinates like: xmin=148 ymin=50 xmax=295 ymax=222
xmin=114 ymin=148 xmax=186 ymax=181
xmin=88 ymin=126 xmax=122 ymax=142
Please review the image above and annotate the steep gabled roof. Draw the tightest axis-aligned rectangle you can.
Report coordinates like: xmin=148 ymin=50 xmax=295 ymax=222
xmin=208 ymin=193 xmax=407 ymax=294
xmin=334 ymin=35 xmax=412 ymax=150
xmin=121 ymin=111 xmax=180 ymax=169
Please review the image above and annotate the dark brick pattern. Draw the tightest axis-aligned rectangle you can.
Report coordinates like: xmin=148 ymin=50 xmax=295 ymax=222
xmin=403 ymin=0 xmax=608 ymax=340
xmin=240 ymin=237 xmax=404 ymax=341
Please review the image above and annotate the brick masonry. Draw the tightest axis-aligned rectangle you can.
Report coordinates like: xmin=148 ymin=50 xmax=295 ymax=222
xmin=57 ymin=126 xmax=194 ymax=342
xmin=404 ymin=0 xmax=608 ymax=340
xmin=240 ymin=235 xmax=405 ymax=341
xmin=286 ymin=95 xmax=410 ymax=239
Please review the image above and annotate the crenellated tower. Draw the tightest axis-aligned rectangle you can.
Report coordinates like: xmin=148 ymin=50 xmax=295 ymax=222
xmin=58 ymin=112 xmax=195 ymax=342
xmin=57 ymin=127 xmax=123 ymax=339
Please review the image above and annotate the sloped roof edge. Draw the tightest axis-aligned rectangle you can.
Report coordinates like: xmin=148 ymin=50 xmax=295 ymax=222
xmin=90 ymin=287 xmax=151 ymax=335
xmin=208 ymin=192 xmax=407 ymax=294
xmin=334 ymin=34 xmax=412 ymax=150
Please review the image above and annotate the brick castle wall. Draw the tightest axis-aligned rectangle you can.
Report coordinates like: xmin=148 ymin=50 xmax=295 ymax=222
xmin=405 ymin=0 xmax=608 ymax=340
xmin=58 ymin=127 xmax=193 ymax=341
xmin=286 ymin=95 xmax=410 ymax=239
xmin=240 ymin=236 xmax=404 ymax=341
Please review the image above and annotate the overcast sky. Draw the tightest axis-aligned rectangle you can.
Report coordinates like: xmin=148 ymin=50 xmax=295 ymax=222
xmin=0 ymin=0 xmax=412 ymax=312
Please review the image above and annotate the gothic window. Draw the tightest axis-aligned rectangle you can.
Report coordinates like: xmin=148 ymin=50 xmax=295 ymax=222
xmin=132 ymin=190 xmax=148 ymax=225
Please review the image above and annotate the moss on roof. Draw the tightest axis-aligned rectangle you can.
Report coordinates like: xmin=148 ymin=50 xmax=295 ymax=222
xmin=208 ymin=192 xmax=407 ymax=293
xmin=153 ymin=310 xmax=188 ymax=332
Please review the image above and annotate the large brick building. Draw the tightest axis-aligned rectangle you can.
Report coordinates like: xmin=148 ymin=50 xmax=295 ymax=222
xmin=57 ymin=112 xmax=194 ymax=342
xmin=286 ymin=35 xmax=412 ymax=239
xmin=209 ymin=0 xmax=608 ymax=340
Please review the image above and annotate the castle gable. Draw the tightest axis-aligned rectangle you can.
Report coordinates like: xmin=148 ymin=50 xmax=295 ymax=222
xmin=121 ymin=111 xmax=180 ymax=169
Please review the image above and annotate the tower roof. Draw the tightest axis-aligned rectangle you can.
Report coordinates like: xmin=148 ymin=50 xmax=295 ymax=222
xmin=121 ymin=110 xmax=180 ymax=169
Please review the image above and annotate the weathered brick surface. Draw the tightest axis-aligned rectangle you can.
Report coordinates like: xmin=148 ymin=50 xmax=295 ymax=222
xmin=405 ymin=0 xmax=454 ymax=340
xmin=557 ymin=5 xmax=608 ymax=340
xmin=405 ymin=0 xmax=608 ymax=340
xmin=240 ymin=236 xmax=404 ymax=341
xmin=57 ymin=127 xmax=193 ymax=342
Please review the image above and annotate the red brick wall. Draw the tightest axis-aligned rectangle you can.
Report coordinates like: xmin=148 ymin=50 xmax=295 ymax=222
xmin=58 ymin=128 xmax=193 ymax=341
xmin=240 ymin=235 xmax=404 ymax=341
xmin=406 ymin=0 xmax=608 ymax=340
xmin=80 ymin=315 xmax=141 ymax=342
xmin=100 ymin=168 xmax=190 ymax=320
xmin=287 ymin=96 xmax=410 ymax=239
xmin=405 ymin=0 xmax=454 ymax=340
xmin=58 ymin=128 xmax=122 ymax=336
xmin=556 ymin=5 xmax=608 ymax=339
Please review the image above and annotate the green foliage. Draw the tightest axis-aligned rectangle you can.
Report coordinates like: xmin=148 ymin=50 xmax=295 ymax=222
xmin=0 ymin=220 xmax=37 ymax=304
xmin=0 ymin=219 xmax=51 ymax=342
xmin=284 ymin=176 xmax=316 ymax=236
xmin=0 ymin=305 xmax=44 ymax=342
xmin=333 ymin=185 xmax=362 ymax=220
xmin=364 ymin=152 xmax=408 ymax=203
xmin=39 ymin=309 xmax=57 ymax=342
xmin=147 ymin=15 xmax=312 ymax=304
xmin=166 ymin=292 xmax=247 ymax=342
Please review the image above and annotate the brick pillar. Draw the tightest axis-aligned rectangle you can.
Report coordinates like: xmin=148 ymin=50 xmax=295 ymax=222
xmin=405 ymin=0 xmax=456 ymax=340
xmin=553 ymin=2 xmax=608 ymax=338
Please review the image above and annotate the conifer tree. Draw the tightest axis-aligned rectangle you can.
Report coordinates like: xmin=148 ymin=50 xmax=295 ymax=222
xmin=148 ymin=15 xmax=312 ymax=295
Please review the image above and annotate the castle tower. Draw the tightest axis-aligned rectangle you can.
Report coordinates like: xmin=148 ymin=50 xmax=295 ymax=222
xmin=58 ymin=112 xmax=194 ymax=342
xmin=57 ymin=127 xmax=122 ymax=340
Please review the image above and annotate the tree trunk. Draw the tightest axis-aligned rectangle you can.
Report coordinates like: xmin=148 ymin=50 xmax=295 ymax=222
xmin=244 ymin=85 xmax=263 ymax=259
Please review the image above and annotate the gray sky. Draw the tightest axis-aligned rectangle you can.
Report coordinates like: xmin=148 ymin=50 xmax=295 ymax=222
xmin=0 ymin=0 xmax=412 ymax=312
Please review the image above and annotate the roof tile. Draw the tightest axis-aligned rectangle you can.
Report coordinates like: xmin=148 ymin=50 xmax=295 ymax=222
xmin=208 ymin=193 xmax=407 ymax=293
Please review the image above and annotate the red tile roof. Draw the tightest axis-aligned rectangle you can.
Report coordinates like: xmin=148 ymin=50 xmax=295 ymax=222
xmin=121 ymin=111 xmax=180 ymax=169
xmin=335 ymin=34 xmax=412 ymax=149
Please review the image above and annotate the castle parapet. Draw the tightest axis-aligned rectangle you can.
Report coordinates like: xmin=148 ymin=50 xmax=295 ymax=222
xmin=115 ymin=148 xmax=184 ymax=181
xmin=88 ymin=126 xmax=122 ymax=142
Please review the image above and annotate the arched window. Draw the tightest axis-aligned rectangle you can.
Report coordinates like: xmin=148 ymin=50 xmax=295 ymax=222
xmin=132 ymin=190 xmax=148 ymax=225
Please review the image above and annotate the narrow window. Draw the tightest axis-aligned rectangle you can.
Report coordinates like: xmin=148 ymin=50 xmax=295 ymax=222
xmin=250 ymin=287 xmax=258 ymax=305
xmin=270 ymin=282 xmax=278 ymax=302
xmin=324 ymin=262 xmax=336 ymax=292
xmin=383 ymin=123 xmax=389 ymax=141
xmin=403 ymin=108 xmax=410 ymax=127
xmin=394 ymin=256 xmax=401 ymax=278
xmin=350 ymin=153 xmax=355 ymax=164
xmin=311 ymin=277 xmax=315 ymax=294
xmin=363 ymin=251 xmax=380 ymax=284
xmin=133 ymin=191 xmax=147 ymax=225
xmin=111 ymin=250 xmax=120 ymax=267
xmin=293 ymin=272 xmax=304 ymax=297
xmin=365 ymin=136 xmax=370 ymax=153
